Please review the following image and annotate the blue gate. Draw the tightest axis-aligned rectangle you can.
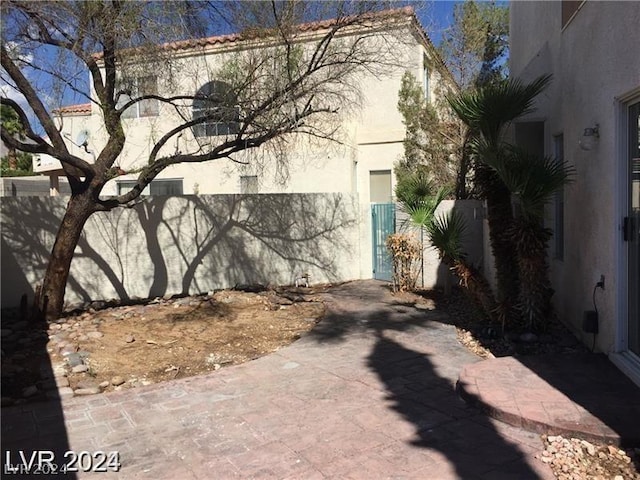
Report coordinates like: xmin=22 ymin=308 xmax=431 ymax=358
xmin=371 ymin=203 xmax=395 ymax=281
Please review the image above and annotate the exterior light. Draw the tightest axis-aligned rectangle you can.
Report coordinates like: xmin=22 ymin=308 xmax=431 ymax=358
xmin=579 ymin=124 xmax=599 ymax=151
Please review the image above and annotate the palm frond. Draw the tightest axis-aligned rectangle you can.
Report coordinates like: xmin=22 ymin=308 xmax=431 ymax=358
xmin=447 ymin=74 xmax=552 ymax=146
xmin=498 ymin=147 xmax=575 ymax=221
xmin=427 ymin=208 xmax=467 ymax=261
xmin=396 ymin=171 xmax=451 ymax=228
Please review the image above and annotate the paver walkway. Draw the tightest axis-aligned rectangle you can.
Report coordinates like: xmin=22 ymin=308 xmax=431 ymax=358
xmin=2 ymin=280 xmax=553 ymax=479
xmin=458 ymin=353 xmax=640 ymax=446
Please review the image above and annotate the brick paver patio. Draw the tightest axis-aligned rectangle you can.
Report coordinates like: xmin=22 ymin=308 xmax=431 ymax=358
xmin=2 ymin=281 xmax=554 ymax=479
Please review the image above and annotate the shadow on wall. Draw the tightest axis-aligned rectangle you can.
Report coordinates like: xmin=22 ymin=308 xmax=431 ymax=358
xmin=1 ymin=193 xmax=359 ymax=308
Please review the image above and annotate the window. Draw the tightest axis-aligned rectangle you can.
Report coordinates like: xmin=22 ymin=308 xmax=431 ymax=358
xmin=423 ymin=54 xmax=430 ymax=103
xmin=117 ymin=179 xmax=183 ymax=196
xmin=118 ymin=76 xmax=159 ymax=119
xmin=369 ymin=170 xmax=392 ymax=203
xmin=240 ymin=175 xmax=258 ymax=194
xmin=553 ymin=134 xmax=565 ymax=260
xmin=192 ymin=81 xmax=240 ymax=137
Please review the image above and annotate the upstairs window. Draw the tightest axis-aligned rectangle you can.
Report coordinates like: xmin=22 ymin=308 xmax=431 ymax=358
xmin=118 ymin=76 xmax=159 ymax=119
xmin=192 ymin=80 xmax=240 ymax=137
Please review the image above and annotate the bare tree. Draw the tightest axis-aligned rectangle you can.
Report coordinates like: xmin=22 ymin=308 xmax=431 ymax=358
xmin=1 ymin=0 xmax=406 ymax=319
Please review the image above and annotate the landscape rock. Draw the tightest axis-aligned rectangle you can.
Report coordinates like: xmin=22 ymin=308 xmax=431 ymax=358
xmin=55 ymin=377 xmax=70 ymax=388
xmin=57 ymin=387 xmax=74 ymax=399
xmin=125 ymin=334 xmax=135 ymax=343
xmin=87 ymin=331 xmax=104 ymax=339
xmin=111 ymin=376 xmax=125 ymax=386
xmin=60 ymin=345 xmax=78 ymax=356
xmin=74 ymin=387 xmax=100 ymax=395
xmin=66 ymin=353 xmax=84 ymax=368
xmin=76 ymin=379 xmax=99 ymax=390
xmin=71 ymin=364 xmax=89 ymax=373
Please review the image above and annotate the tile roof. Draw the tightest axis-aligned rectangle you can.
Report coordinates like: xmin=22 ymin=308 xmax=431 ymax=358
xmin=94 ymin=6 xmax=416 ymax=59
xmin=53 ymin=103 xmax=92 ymax=115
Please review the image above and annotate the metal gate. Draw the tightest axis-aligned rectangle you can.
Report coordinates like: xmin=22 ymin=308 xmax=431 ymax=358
xmin=371 ymin=203 xmax=395 ymax=281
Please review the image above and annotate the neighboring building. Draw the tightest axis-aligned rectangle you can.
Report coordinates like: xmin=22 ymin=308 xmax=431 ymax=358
xmin=38 ymin=7 xmax=456 ymax=205
xmin=0 ymin=176 xmax=71 ymax=197
xmin=33 ymin=7 xmax=458 ymax=284
xmin=510 ymin=1 xmax=640 ymax=385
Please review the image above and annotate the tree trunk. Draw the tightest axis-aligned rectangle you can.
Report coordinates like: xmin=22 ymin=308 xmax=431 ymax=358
xmin=510 ymin=219 xmax=553 ymax=332
xmin=37 ymin=193 xmax=95 ymax=321
xmin=476 ymin=164 xmax=520 ymax=316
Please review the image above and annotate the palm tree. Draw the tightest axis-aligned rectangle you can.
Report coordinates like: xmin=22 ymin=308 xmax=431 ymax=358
xmin=395 ymin=170 xmax=498 ymax=321
xmin=487 ymin=146 xmax=574 ymax=331
xmin=447 ymin=74 xmax=552 ymax=324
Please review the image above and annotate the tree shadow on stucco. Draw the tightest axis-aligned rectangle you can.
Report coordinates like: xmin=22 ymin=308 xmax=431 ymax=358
xmin=151 ymin=193 xmax=357 ymax=298
xmin=1 ymin=193 xmax=357 ymax=309
xmin=0 ymin=200 xmax=77 ymax=478
xmin=307 ymin=281 xmax=543 ymax=478
xmin=1 ymin=197 xmax=128 ymax=308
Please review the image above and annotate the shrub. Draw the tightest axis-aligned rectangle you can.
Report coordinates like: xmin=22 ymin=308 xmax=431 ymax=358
xmin=386 ymin=233 xmax=421 ymax=293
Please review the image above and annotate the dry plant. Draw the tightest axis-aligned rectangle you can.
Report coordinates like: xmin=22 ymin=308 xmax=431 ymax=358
xmin=386 ymin=233 xmax=421 ymax=293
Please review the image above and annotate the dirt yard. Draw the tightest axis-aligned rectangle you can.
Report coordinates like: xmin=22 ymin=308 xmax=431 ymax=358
xmin=1 ymin=286 xmax=327 ymax=402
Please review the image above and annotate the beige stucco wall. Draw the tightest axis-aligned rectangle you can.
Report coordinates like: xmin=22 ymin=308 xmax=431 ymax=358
xmin=36 ymin=23 xmax=451 ymax=202
xmin=1 ymin=194 xmax=361 ymax=309
xmin=510 ymin=1 xmax=640 ymax=354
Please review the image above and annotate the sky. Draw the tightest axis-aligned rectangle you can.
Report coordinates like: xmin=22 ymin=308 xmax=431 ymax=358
xmin=0 ymin=1 xmax=482 ymax=126
xmin=417 ymin=0 xmax=461 ymax=45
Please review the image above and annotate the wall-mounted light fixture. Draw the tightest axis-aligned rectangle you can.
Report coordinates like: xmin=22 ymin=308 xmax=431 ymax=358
xmin=579 ymin=124 xmax=599 ymax=151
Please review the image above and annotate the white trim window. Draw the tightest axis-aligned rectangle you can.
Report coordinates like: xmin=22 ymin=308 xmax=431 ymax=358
xmin=117 ymin=179 xmax=183 ymax=196
xmin=192 ymin=80 xmax=240 ymax=137
xmin=423 ymin=54 xmax=430 ymax=103
xmin=117 ymin=76 xmax=159 ymax=119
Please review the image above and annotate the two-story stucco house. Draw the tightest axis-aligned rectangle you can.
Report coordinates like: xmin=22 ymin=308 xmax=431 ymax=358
xmin=509 ymin=1 xmax=640 ymax=385
xmin=36 ymin=7 xmax=455 ymax=206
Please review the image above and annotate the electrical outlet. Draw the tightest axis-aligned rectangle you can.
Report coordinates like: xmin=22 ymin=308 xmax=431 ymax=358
xmin=597 ymin=274 xmax=605 ymax=290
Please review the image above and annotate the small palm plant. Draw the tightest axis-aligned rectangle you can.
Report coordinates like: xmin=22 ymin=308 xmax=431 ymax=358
xmin=395 ymin=170 xmax=498 ymax=321
xmin=427 ymin=209 xmax=498 ymax=323
xmin=395 ymin=169 xmax=449 ymax=227
xmin=392 ymin=171 xmax=448 ymax=293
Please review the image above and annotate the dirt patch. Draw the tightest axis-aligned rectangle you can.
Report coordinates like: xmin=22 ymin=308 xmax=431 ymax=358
xmin=1 ymin=286 xmax=326 ymax=404
xmin=72 ymin=290 xmax=324 ymax=390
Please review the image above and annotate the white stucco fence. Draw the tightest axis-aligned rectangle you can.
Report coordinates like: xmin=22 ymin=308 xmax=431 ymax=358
xmin=1 ymin=194 xmax=483 ymax=310
xmin=1 ymin=194 xmax=363 ymax=309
